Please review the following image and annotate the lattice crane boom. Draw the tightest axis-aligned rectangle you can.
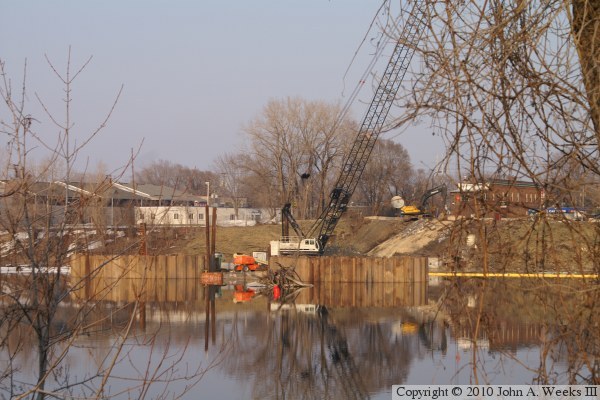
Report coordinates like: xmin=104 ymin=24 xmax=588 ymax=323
xmin=305 ymin=2 xmax=428 ymax=253
xmin=275 ymin=2 xmax=427 ymax=255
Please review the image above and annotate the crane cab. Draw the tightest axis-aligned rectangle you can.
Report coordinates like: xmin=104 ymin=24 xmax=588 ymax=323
xmin=270 ymin=237 xmax=321 ymax=256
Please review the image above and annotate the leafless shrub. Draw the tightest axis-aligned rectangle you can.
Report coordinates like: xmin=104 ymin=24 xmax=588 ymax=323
xmin=382 ymin=0 xmax=599 ymax=384
xmin=0 ymin=53 xmax=215 ymax=398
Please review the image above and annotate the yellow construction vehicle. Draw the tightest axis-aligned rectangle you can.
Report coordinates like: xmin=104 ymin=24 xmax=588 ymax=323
xmin=397 ymin=184 xmax=447 ymax=218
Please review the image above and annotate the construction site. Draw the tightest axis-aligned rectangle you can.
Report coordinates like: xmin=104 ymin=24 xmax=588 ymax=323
xmin=2 ymin=0 xmax=600 ymax=398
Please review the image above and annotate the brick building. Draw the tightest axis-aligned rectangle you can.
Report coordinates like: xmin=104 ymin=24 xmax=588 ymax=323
xmin=449 ymin=178 xmax=543 ymax=218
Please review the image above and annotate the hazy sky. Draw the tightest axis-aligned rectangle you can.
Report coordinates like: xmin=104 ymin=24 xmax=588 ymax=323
xmin=2 ymin=1 xmax=444 ymax=175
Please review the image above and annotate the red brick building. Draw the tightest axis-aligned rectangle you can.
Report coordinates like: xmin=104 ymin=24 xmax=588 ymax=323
xmin=449 ymin=179 xmax=543 ymax=218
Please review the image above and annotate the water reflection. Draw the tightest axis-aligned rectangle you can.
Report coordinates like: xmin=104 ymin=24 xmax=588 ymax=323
xmin=2 ymin=275 xmax=597 ymax=399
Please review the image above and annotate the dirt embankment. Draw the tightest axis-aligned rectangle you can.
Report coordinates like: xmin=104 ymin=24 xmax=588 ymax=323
xmin=318 ymin=216 xmax=449 ymax=257
xmin=5 ymin=214 xmax=596 ymax=275
xmin=365 ymin=218 xmax=451 ymax=257
xmin=92 ymin=215 xmax=600 ymax=273
xmin=88 ymin=216 xmax=450 ymax=259
xmin=92 ymin=216 xmax=449 ymax=259
xmin=363 ymin=216 xmax=600 ymax=272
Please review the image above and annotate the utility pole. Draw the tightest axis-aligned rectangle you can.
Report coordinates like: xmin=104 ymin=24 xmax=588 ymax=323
xmin=205 ymin=181 xmax=210 ymax=206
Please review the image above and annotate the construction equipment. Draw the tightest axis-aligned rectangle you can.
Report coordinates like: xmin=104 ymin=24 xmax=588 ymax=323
xmin=232 ymin=284 xmax=256 ymax=303
xmin=275 ymin=204 xmax=321 ymax=254
xmin=399 ymin=184 xmax=448 ymax=217
xmin=233 ymin=254 xmax=262 ymax=272
xmin=273 ymin=2 xmax=428 ymax=256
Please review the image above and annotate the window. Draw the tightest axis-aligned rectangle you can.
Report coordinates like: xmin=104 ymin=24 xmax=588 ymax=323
xmin=173 ymin=213 xmax=179 ymax=220
xmin=198 ymin=213 xmax=204 ymax=220
xmin=189 ymin=214 xmax=194 ymax=220
xmin=230 ymin=214 xmax=235 ymax=220
xmin=150 ymin=213 xmax=156 ymax=220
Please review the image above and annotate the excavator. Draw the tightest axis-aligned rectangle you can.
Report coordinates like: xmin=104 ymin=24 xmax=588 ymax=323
xmin=399 ymin=184 xmax=448 ymax=218
xmin=272 ymin=1 xmax=428 ymax=256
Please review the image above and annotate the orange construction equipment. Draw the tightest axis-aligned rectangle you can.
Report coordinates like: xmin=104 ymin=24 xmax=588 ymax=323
xmin=234 ymin=254 xmax=260 ymax=272
xmin=233 ymin=284 xmax=256 ymax=303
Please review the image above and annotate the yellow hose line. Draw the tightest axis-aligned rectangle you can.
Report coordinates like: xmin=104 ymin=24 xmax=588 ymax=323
xmin=429 ymin=272 xmax=599 ymax=279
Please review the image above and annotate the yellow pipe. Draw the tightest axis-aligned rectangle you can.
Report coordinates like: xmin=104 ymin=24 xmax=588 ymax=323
xmin=429 ymin=272 xmax=599 ymax=279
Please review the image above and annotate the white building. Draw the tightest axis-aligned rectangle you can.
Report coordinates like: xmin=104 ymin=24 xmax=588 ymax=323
xmin=135 ymin=206 xmax=278 ymax=227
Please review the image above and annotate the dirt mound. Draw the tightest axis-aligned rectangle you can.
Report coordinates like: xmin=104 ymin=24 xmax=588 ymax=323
xmin=367 ymin=219 xmax=451 ymax=257
xmin=326 ymin=217 xmax=407 ymax=255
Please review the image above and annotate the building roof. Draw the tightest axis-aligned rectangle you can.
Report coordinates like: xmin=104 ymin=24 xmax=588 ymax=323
xmin=452 ymin=178 xmax=539 ymax=193
xmin=2 ymin=179 xmax=203 ymax=203
xmin=114 ymin=182 xmax=204 ymax=203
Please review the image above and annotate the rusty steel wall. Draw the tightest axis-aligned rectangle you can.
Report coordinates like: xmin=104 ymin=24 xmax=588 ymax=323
xmin=271 ymin=255 xmax=428 ymax=284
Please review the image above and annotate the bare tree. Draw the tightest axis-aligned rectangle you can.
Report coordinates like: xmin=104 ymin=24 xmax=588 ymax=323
xmin=242 ymin=97 xmax=356 ymax=219
xmin=378 ymin=0 xmax=600 ymax=384
xmin=572 ymin=0 xmax=600 ymax=137
xmin=0 ymin=51 xmax=127 ymax=399
xmin=0 ymin=53 xmax=214 ymax=398
xmin=214 ymin=152 xmax=252 ymax=218
xmin=356 ymin=138 xmax=414 ymax=214
xmin=366 ymin=0 xmax=600 ymax=211
xmin=295 ymin=100 xmax=356 ymax=218
xmin=136 ymin=159 xmax=218 ymax=195
xmin=243 ymin=97 xmax=310 ymax=213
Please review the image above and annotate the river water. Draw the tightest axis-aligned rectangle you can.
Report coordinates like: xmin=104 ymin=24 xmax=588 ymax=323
xmin=3 ymin=276 xmax=597 ymax=399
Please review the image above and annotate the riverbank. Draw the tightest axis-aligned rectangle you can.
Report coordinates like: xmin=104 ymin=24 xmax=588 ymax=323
xmin=4 ymin=214 xmax=598 ymax=275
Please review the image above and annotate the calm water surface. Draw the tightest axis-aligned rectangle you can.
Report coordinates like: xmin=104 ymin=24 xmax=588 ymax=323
xmin=4 ymin=277 xmax=593 ymax=399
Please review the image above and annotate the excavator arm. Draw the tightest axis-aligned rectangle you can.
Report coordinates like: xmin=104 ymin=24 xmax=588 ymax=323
xmin=400 ymin=184 xmax=448 ymax=217
xmin=419 ymin=184 xmax=447 ymax=212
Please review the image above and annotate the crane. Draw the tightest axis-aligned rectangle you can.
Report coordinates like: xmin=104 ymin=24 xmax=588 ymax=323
xmin=273 ymin=1 xmax=428 ymax=256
